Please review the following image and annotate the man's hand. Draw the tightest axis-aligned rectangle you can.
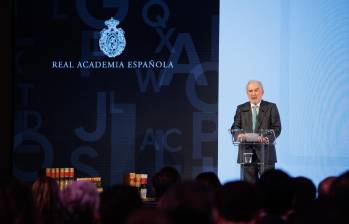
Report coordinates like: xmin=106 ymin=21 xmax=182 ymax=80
xmin=237 ymin=133 xmax=246 ymax=142
xmin=257 ymin=136 xmax=269 ymax=144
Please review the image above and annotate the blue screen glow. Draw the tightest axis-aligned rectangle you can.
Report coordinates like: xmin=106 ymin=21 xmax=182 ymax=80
xmin=219 ymin=0 xmax=349 ymax=186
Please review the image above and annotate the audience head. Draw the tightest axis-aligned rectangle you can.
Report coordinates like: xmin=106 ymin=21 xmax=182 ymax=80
xmin=157 ymin=181 xmax=213 ymax=224
xmin=257 ymin=169 xmax=293 ymax=216
xmin=32 ymin=176 xmax=63 ymax=224
xmin=318 ymin=176 xmax=336 ymax=199
xmin=99 ymin=184 xmax=143 ymax=224
xmin=152 ymin=166 xmax=181 ymax=199
xmin=329 ymin=171 xmax=349 ymax=222
xmin=195 ymin=171 xmax=221 ymax=192
xmin=126 ymin=209 xmax=172 ymax=224
xmin=291 ymin=176 xmax=316 ymax=213
xmin=0 ymin=180 xmax=12 ymax=224
xmin=215 ymin=181 xmax=260 ymax=223
xmin=60 ymin=181 xmax=100 ymax=224
xmin=0 ymin=178 xmax=35 ymax=224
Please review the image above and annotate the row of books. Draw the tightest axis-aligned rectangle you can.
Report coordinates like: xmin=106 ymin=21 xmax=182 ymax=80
xmin=124 ymin=172 xmax=148 ymax=199
xmin=45 ymin=167 xmax=74 ymax=179
xmin=43 ymin=168 xmax=149 ymax=196
xmin=44 ymin=167 xmax=102 ymax=192
xmin=45 ymin=167 xmax=75 ymax=190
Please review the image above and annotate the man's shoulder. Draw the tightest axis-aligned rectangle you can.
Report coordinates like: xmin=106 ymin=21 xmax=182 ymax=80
xmin=236 ymin=101 xmax=278 ymax=110
xmin=237 ymin=102 xmax=250 ymax=110
xmin=261 ymin=100 xmax=277 ymax=107
xmin=237 ymin=101 xmax=276 ymax=107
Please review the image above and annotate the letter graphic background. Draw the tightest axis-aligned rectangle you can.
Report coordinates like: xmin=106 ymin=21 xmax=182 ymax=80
xmin=13 ymin=0 xmax=218 ymax=187
xmin=11 ymin=0 xmax=349 ymax=187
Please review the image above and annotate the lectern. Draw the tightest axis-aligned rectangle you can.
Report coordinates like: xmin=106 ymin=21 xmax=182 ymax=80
xmin=230 ymin=129 xmax=276 ymax=180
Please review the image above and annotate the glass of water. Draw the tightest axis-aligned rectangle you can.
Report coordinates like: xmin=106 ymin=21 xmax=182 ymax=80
xmin=243 ymin=152 xmax=253 ymax=164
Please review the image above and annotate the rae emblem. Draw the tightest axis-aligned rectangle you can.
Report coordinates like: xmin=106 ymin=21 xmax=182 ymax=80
xmin=99 ymin=18 xmax=126 ymax=58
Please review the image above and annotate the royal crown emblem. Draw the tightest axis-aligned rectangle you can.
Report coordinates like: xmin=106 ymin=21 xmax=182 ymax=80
xmin=99 ymin=18 xmax=126 ymax=58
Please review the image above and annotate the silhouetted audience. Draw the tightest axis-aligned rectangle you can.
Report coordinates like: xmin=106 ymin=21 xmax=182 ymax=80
xmin=256 ymin=169 xmax=293 ymax=224
xmin=318 ymin=176 xmax=336 ymax=200
xmin=32 ymin=176 xmax=64 ymax=224
xmin=60 ymin=181 xmax=100 ymax=224
xmin=214 ymin=181 xmax=260 ymax=224
xmin=287 ymin=176 xmax=316 ymax=224
xmin=157 ymin=181 xmax=214 ymax=224
xmin=308 ymin=176 xmax=337 ymax=224
xmin=196 ymin=171 xmax=221 ymax=192
xmin=0 ymin=177 xmax=35 ymax=224
xmin=152 ymin=166 xmax=181 ymax=200
xmin=0 ymin=179 xmax=12 ymax=224
xmin=5 ymin=167 xmax=349 ymax=224
xmin=99 ymin=184 xmax=143 ymax=224
xmin=328 ymin=171 xmax=349 ymax=223
xmin=126 ymin=208 xmax=173 ymax=224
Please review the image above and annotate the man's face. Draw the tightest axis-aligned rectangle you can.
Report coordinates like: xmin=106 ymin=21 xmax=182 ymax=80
xmin=247 ymin=82 xmax=264 ymax=104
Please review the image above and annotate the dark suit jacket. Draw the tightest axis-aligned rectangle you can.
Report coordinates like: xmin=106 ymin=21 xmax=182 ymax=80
xmin=231 ymin=100 xmax=281 ymax=164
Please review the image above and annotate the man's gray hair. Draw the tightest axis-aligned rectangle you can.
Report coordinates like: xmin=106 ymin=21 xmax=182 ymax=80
xmin=246 ymin=80 xmax=264 ymax=92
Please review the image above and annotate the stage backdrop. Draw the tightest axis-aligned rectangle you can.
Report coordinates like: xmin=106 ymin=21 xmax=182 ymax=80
xmin=14 ymin=0 xmax=219 ymax=186
xmin=219 ymin=0 xmax=349 ymax=185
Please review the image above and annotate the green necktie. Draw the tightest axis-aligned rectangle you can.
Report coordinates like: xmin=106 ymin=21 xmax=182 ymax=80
xmin=252 ymin=105 xmax=257 ymax=132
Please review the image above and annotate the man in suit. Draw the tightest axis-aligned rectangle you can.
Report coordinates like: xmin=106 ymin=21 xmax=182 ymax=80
xmin=231 ymin=80 xmax=281 ymax=183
